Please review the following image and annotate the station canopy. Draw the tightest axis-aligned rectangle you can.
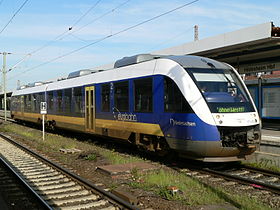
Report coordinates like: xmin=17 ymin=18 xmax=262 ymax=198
xmin=153 ymin=22 xmax=280 ymax=75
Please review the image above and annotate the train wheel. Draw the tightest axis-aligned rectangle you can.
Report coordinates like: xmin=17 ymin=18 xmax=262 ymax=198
xmin=46 ymin=120 xmax=56 ymax=131
xmin=133 ymin=133 xmax=170 ymax=155
xmin=154 ymin=137 xmax=170 ymax=156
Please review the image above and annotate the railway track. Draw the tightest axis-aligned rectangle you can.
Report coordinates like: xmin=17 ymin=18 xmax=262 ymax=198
xmin=202 ymin=164 xmax=280 ymax=194
xmin=0 ymin=133 xmax=138 ymax=210
xmin=179 ymin=163 xmax=280 ymax=194
xmin=174 ymin=163 xmax=280 ymax=208
xmin=0 ymin=161 xmax=48 ymax=209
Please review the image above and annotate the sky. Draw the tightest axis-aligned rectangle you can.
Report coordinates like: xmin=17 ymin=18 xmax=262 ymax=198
xmin=0 ymin=0 xmax=279 ymax=90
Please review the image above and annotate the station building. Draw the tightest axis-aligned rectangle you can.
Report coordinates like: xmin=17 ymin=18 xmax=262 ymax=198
xmin=153 ymin=22 xmax=280 ymax=120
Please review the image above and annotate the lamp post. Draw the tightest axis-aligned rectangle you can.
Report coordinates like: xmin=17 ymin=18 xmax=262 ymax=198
xmin=257 ymin=72 xmax=263 ymax=118
xmin=1 ymin=52 xmax=12 ymax=121
xmin=1 ymin=52 xmax=29 ymax=121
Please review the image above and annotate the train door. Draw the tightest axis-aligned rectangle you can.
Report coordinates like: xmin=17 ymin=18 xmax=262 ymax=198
xmin=85 ymin=86 xmax=95 ymax=132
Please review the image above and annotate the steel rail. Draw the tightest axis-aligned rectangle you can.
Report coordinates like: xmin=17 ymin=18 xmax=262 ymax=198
xmin=0 ymin=156 xmax=52 ymax=209
xmin=242 ymin=164 xmax=280 ymax=177
xmin=0 ymin=132 xmax=139 ymax=210
xmin=202 ymin=167 xmax=280 ymax=194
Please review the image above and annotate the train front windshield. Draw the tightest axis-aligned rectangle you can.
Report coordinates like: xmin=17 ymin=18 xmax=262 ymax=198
xmin=187 ymin=68 xmax=255 ymax=113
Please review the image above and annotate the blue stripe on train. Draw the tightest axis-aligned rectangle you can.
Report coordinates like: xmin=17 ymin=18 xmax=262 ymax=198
xmin=95 ymin=75 xmax=220 ymax=141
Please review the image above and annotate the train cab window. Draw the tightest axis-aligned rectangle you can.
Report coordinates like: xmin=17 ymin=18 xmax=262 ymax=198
xmin=57 ymin=90 xmax=63 ymax=113
xmin=64 ymin=88 xmax=72 ymax=114
xmin=73 ymin=87 xmax=83 ymax=117
xmin=47 ymin=91 xmax=54 ymax=112
xmin=101 ymin=84 xmax=110 ymax=112
xmin=134 ymin=78 xmax=153 ymax=112
xmin=164 ymin=77 xmax=192 ymax=113
xmin=114 ymin=81 xmax=129 ymax=112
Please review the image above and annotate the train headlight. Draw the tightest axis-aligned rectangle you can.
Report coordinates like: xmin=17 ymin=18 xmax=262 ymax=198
xmin=216 ymin=115 xmax=220 ymax=119
xmin=219 ymin=120 xmax=223 ymax=124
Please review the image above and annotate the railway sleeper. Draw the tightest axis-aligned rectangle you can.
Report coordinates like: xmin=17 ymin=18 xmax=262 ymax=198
xmin=55 ymin=199 xmax=109 ymax=210
xmin=42 ymin=189 xmax=92 ymax=200
xmin=49 ymin=194 xmax=100 ymax=207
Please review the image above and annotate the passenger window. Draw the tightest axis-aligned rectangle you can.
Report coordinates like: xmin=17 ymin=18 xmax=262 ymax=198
xmin=47 ymin=91 xmax=54 ymax=111
xmin=114 ymin=81 xmax=129 ymax=112
xmin=101 ymin=84 xmax=110 ymax=112
xmin=24 ymin=95 xmax=31 ymax=112
xmin=11 ymin=96 xmax=20 ymax=111
xmin=57 ymin=90 xmax=63 ymax=113
xmin=34 ymin=93 xmax=43 ymax=112
xmin=64 ymin=88 xmax=72 ymax=114
xmin=31 ymin=94 xmax=36 ymax=112
xmin=134 ymin=78 xmax=153 ymax=112
xmin=73 ymin=87 xmax=83 ymax=117
xmin=164 ymin=77 xmax=193 ymax=113
xmin=23 ymin=95 xmax=27 ymax=111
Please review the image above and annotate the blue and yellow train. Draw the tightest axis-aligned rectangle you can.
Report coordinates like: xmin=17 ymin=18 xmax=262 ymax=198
xmin=11 ymin=54 xmax=261 ymax=161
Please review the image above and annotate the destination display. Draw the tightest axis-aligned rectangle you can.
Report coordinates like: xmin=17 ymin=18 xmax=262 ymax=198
xmin=217 ymin=107 xmax=245 ymax=113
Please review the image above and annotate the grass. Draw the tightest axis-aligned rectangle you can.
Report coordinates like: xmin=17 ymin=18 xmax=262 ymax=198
xmin=0 ymin=123 xmax=143 ymax=165
xmin=129 ymin=169 xmax=271 ymax=209
xmin=0 ymin=124 xmax=77 ymax=150
xmin=101 ymin=149 xmax=144 ymax=165
xmin=84 ymin=153 xmax=97 ymax=161
xmin=243 ymin=158 xmax=280 ymax=173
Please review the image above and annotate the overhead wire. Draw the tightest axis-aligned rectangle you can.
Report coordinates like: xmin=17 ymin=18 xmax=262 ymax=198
xmin=9 ymin=0 xmax=105 ymax=73
xmin=9 ymin=0 xmax=199 ymax=80
xmin=0 ymin=0 xmax=29 ymax=35
xmin=65 ymin=0 xmax=132 ymax=40
xmin=8 ymin=0 xmax=131 ymax=77
xmin=29 ymin=0 xmax=131 ymax=54
xmin=30 ymin=0 xmax=103 ymax=55
xmin=10 ymin=0 xmax=131 ymax=69
xmin=69 ymin=0 xmax=102 ymax=30
xmin=8 ymin=53 xmax=31 ymax=72
xmin=68 ymin=33 xmax=98 ymax=42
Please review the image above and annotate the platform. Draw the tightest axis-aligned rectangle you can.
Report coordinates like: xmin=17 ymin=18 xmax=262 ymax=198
xmin=248 ymin=122 xmax=280 ymax=167
xmin=261 ymin=130 xmax=280 ymax=145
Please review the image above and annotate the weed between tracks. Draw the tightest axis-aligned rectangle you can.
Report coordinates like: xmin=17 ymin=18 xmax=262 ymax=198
xmin=244 ymin=158 xmax=280 ymax=173
xmin=0 ymin=123 xmax=144 ymax=165
xmin=0 ymin=123 xmax=273 ymax=209
xmin=129 ymin=169 xmax=270 ymax=209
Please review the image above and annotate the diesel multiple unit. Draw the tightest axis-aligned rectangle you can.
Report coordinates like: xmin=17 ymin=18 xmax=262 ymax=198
xmin=10 ymin=54 xmax=261 ymax=161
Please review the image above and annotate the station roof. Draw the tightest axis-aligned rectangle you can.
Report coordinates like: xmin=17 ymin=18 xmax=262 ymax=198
xmin=153 ymin=22 xmax=280 ymax=74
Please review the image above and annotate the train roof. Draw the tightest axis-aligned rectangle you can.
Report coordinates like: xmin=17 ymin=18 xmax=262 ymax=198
xmin=166 ymin=55 xmax=229 ymax=70
xmin=12 ymin=55 xmax=230 ymax=96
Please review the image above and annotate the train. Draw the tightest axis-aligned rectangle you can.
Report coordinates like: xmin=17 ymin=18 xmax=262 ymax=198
xmin=10 ymin=54 xmax=261 ymax=162
xmin=246 ymin=76 xmax=280 ymax=120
